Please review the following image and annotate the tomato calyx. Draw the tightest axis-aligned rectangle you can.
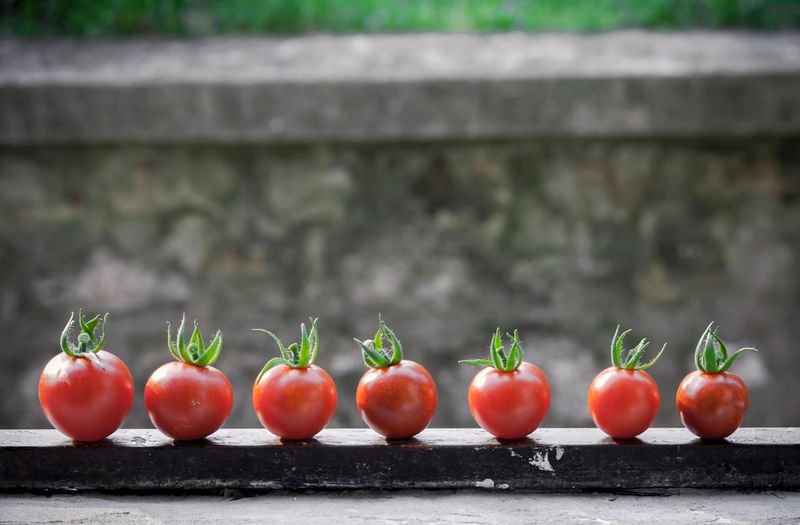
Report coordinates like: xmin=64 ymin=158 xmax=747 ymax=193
xmin=694 ymin=322 xmax=758 ymax=374
xmin=459 ymin=328 xmax=524 ymax=372
xmin=253 ymin=318 xmax=319 ymax=381
xmin=610 ymin=325 xmax=667 ymax=371
xmin=166 ymin=313 xmax=223 ymax=368
xmin=59 ymin=310 xmax=109 ymax=366
xmin=353 ymin=315 xmax=403 ymax=369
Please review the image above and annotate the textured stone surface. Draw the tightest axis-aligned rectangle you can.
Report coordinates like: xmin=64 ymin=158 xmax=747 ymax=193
xmin=3 ymin=428 xmax=798 ymax=491
xmin=2 ymin=491 xmax=800 ymax=524
xmin=0 ymin=140 xmax=798 ymax=430
xmin=1 ymin=32 xmax=799 ymax=143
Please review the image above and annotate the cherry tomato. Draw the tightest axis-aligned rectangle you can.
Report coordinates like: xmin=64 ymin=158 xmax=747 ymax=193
xmin=253 ymin=364 xmax=337 ymax=440
xmin=676 ymin=323 xmax=758 ymax=440
xmin=38 ymin=312 xmax=134 ymax=442
xmin=144 ymin=315 xmax=232 ymax=441
xmin=587 ymin=326 xmax=667 ymax=439
xmin=676 ymin=371 xmax=748 ymax=439
xmin=39 ymin=350 xmax=134 ymax=442
xmin=469 ymin=363 xmax=550 ymax=439
xmin=588 ymin=367 xmax=660 ymax=439
xmin=145 ymin=362 xmax=233 ymax=441
xmin=461 ymin=329 xmax=550 ymax=439
xmin=252 ymin=318 xmax=337 ymax=440
xmin=356 ymin=360 xmax=437 ymax=439
xmin=354 ymin=318 xmax=437 ymax=439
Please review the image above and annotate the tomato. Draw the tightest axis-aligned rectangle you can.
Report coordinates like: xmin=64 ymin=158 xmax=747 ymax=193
xmin=676 ymin=371 xmax=748 ymax=439
xmin=38 ymin=312 xmax=133 ymax=441
xmin=254 ymin=364 xmax=337 ymax=440
xmin=588 ymin=367 xmax=660 ymax=439
xmin=39 ymin=350 xmax=134 ymax=442
xmin=461 ymin=329 xmax=550 ymax=439
xmin=252 ymin=318 xmax=337 ymax=440
xmin=469 ymin=362 xmax=550 ymax=439
xmin=145 ymin=362 xmax=233 ymax=441
xmin=356 ymin=360 xmax=437 ymax=439
xmin=587 ymin=325 xmax=667 ymax=439
xmin=354 ymin=318 xmax=437 ymax=439
xmin=676 ymin=323 xmax=758 ymax=440
xmin=144 ymin=315 xmax=232 ymax=440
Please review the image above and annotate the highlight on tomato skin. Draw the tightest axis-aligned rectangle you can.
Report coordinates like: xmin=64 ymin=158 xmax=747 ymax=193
xmin=676 ymin=322 xmax=758 ymax=440
xmin=144 ymin=314 xmax=233 ymax=441
xmin=460 ymin=329 xmax=550 ymax=440
xmin=38 ymin=311 xmax=134 ymax=442
xmin=252 ymin=318 xmax=337 ymax=441
xmin=353 ymin=316 xmax=437 ymax=439
xmin=587 ymin=325 xmax=667 ymax=439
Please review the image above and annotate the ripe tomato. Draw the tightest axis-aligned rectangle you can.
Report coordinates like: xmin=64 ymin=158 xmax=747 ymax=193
xmin=254 ymin=364 xmax=337 ymax=440
xmin=461 ymin=329 xmax=550 ymax=439
xmin=588 ymin=367 xmax=660 ymax=439
xmin=145 ymin=362 xmax=233 ymax=441
xmin=252 ymin=318 xmax=337 ymax=440
xmin=356 ymin=360 xmax=437 ymax=439
xmin=38 ymin=312 xmax=134 ymax=442
xmin=587 ymin=325 xmax=667 ymax=439
xmin=354 ymin=318 xmax=437 ymax=439
xmin=144 ymin=315 xmax=232 ymax=441
xmin=676 ymin=371 xmax=748 ymax=439
xmin=676 ymin=323 xmax=757 ymax=440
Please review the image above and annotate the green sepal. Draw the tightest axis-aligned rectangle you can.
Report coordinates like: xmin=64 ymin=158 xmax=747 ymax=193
xmin=196 ymin=330 xmax=222 ymax=366
xmin=702 ymin=330 xmax=719 ymax=373
xmin=609 ymin=325 xmax=666 ymax=371
xmin=694 ymin=323 xmax=758 ymax=374
xmin=356 ymin=338 xmax=391 ymax=369
xmin=718 ymin=346 xmax=759 ymax=373
xmin=458 ymin=358 xmax=495 ymax=367
xmin=253 ymin=318 xmax=321 ymax=373
xmin=256 ymin=357 xmax=287 ymax=383
xmin=59 ymin=310 xmax=110 ymax=358
xmin=166 ymin=321 xmax=181 ymax=361
xmin=167 ymin=313 xmax=224 ymax=368
xmin=189 ymin=322 xmax=205 ymax=354
xmin=356 ymin=316 xmax=404 ymax=369
xmin=460 ymin=328 xmax=525 ymax=373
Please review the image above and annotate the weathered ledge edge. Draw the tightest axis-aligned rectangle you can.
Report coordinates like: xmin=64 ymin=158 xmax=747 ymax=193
xmin=1 ymin=32 xmax=799 ymax=144
xmin=2 ymin=428 xmax=798 ymax=492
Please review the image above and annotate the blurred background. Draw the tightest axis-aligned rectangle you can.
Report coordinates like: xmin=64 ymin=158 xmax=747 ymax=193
xmin=1 ymin=0 xmax=799 ymax=431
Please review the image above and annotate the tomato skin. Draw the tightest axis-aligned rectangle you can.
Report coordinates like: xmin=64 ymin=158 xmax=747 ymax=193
xmin=356 ymin=360 xmax=437 ymax=439
xmin=38 ymin=350 xmax=134 ymax=442
xmin=253 ymin=364 xmax=337 ymax=440
xmin=676 ymin=370 xmax=748 ymax=440
xmin=587 ymin=367 xmax=660 ymax=439
xmin=468 ymin=362 xmax=550 ymax=440
xmin=144 ymin=362 xmax=233 ymax=441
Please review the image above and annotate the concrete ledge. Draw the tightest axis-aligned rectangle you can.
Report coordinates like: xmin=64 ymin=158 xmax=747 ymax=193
xmin=2 ymin=428 xmax=799 ymax=492
xmin=1 ymin=32 xmax=799 ymax=143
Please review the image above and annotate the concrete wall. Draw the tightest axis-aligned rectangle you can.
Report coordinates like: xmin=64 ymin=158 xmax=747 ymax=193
xmin=1 ymin=32 xmax=799 ymax=431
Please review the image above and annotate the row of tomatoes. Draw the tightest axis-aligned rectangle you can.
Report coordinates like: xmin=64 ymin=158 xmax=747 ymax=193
xmin=39 ymin=312 xmax=757 ymax=443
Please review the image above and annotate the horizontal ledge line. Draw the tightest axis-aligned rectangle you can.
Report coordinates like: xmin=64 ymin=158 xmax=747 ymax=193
xmin=2 ymin=428 xmax=799 ymax=448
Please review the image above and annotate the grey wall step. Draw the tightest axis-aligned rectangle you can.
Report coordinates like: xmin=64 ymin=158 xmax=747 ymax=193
xmin=1 ymin=32 xmax=799 ymax=144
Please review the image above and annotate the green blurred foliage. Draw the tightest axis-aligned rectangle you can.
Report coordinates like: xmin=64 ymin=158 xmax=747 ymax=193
xmin=1 ymin=0 xmax=798 ymax=36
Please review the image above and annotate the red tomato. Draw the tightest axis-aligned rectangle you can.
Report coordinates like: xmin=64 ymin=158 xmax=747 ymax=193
xmin=253 ymin=364 xmax=337 ymax=440
xmin=675 ymin=323 xmax=758 ymax=440
xmin=144 ymin=362 xmax=233 ymax=441
xmin=356 ymin=360 xmax=437 ymax=439
xmin=468 ymin=362 xmax=550 ymax=439
xmin=39 ymin=350 xmax=134 ymax=442
xmin=676 ymin=370 xmax=748 ymax=439
xmin=588 ymin=367 xmax=660 ymax=439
